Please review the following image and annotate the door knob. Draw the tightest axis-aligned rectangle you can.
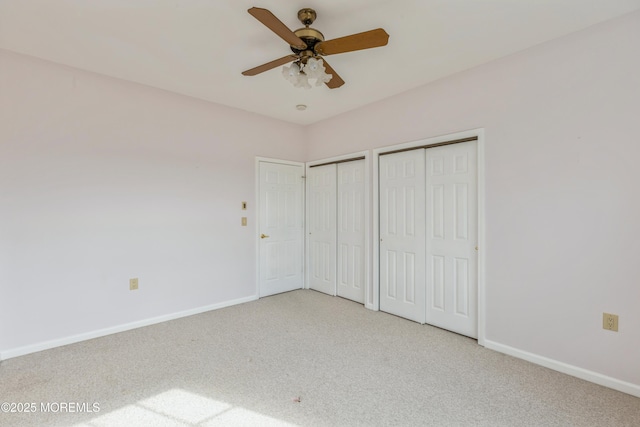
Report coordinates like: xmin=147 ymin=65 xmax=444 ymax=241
xmin=260 ymin=233 xmax=270 ymax=239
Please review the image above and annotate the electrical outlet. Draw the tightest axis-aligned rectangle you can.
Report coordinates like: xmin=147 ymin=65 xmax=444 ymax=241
xmin=129 ymin=278 xmax=139 ymax=291
xmin=242 ymin=201 xmax=247 ymax=210
xmin=602 ymin=313 xmax=618 ymax=332
xmin=241 ymin=217 xmax=247 ymax=226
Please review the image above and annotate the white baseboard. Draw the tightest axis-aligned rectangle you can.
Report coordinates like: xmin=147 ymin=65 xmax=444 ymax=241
xmin=0 ymin=294 xmax=259 ymax=361
xmin=484 ymin=340 xmax=640 ymax=398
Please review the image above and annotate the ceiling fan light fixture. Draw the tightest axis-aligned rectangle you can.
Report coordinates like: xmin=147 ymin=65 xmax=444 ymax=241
xmin=282 ymin=58 xmax=332 ymax=89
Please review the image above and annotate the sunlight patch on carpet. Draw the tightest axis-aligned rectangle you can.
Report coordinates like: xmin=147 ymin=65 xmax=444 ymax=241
xmin=70 ymin=388 xmax=298 ymax=427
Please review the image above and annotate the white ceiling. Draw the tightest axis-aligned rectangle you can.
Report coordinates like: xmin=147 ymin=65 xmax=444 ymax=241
xmin=2 ymin=1 xmax=640 ymax=126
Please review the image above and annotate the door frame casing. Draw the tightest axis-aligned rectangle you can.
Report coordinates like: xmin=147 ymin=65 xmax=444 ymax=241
xmin=373 ymin=129 xmax=486 ymax=345
xmin=255 ymin=157 xmax=306 ymax=298
xmin=305 ymin=151 xmax=371 ymax=306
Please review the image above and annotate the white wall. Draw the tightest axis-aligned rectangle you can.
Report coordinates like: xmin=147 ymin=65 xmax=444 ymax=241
xmin=306 ymin=11 xmax=640 ymax=388
xmin=0 ymin=50 xmax=305 ymax=355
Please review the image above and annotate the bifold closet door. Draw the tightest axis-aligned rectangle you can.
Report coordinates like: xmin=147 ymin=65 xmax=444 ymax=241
xmin=336 ymin=160 xmax=365 ymax=304
xmin=379 ymin=150 xmax=426 ymax=323
xmin=425 ymin=141 xmax=478 ymax=338
xmin=378 ymin=142 xmax=478 ymax=337
xmin=308 ymin=164 xmax=337 ymax=295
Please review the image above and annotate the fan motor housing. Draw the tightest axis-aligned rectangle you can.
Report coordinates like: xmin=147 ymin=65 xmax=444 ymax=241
xmin=291 ymin=27 xmax=324 ymax=55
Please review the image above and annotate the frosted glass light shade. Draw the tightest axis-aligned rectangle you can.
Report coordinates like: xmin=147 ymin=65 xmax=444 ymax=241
xmin=282 ymin=58 xmax=333 ymax=89
xmin=282 ymin=62 xmax=301 ymax=84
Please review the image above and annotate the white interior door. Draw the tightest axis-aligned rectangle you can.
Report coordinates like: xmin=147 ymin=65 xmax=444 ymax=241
xmin=379 ymin=150 xmax=426 ymax=323
xmin=308 ymin=164 xmax=337 ymax=295
xmin=337 ymin=160 xmax=365 ymax=303
xmin=258 ymin=161 xmax=304 ymax=297
xmin=425 ymin=141 xmax=478 ymax=338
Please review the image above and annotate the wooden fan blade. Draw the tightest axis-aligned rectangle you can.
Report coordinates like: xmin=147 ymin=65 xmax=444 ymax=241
xmin=248 ymin=7 xmax=307 ymax=50
xmin=321 ymin=59 xmax=345 ymax=89
xmin=242 ymin=55 xmax=297 ymax=76
xmin=315 ymin=28 xmax=389 ymax=56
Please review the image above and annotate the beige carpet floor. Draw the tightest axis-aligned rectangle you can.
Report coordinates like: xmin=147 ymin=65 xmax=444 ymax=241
xmin=1 ymin=289 xmax=639 ymax=426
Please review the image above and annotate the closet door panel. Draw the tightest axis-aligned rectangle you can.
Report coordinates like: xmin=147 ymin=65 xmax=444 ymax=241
xmin=425 ymin=141 xmax=478 ymax=338
xmin=337 ymin=160 xmax=365 ymax=303
xmin=379 ymin=150 xmax=426 ymax=323
xmin=308 ymin=164 xmax=337 ymax=295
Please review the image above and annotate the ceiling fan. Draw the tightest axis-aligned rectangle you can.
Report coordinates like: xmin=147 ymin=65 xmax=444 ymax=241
xmin=242 ymin=7 xmax=389 ymax=89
